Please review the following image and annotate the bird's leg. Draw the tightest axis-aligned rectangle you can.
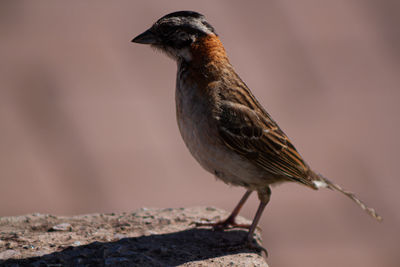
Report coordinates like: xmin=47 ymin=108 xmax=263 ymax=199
xmin=215 ymin=189 xmax=253 ymax=229
xmin=194 ymin=190 xmax=252 ymax=230
xmin=245 ymin=187 xmax=271 ymax=255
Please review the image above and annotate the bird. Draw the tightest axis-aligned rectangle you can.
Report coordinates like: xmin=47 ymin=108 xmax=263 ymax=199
xmin=131 ymin=10 xmax=381 ymax=253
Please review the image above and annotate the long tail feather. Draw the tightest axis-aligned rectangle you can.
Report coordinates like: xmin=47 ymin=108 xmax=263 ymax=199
xmin=317 ymin=174 xmax=382 ymax=221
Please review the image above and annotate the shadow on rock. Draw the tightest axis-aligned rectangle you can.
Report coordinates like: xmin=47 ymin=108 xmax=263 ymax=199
xmin=0 ymin=228 xmax=261 ymax=266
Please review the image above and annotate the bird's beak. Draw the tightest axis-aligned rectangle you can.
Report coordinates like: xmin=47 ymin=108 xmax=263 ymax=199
xmin=131 ymin=29 xmax=159 ymax=44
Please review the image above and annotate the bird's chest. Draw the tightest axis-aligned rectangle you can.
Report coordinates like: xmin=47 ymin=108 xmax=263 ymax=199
xmin=174 ymin=66 xmax=265 ymax=188
xmin=175 ymin=68 xmax=220 ymax=172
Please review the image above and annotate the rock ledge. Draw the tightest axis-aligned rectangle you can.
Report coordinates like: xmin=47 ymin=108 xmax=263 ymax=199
xmin=0 ymin=207 xmax=268 ymax=266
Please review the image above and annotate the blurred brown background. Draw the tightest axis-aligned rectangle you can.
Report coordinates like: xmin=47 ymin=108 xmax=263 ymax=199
xmin=0 ymin=0 xmax=399 ymax=266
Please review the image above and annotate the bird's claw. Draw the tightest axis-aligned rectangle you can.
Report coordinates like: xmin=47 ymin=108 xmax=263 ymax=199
xmin=246 ymin=238 xmax=268 ymax=257
xmin=191 ymin=218 xmax=252 ymax=231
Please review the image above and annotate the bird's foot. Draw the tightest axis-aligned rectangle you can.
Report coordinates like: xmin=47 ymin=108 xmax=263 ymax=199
xmin=245 ymin=237 xmax=268 ymax=257
xmin=192 ymin=216 xmax=251 ymax=231
xmin=216 ymin=236 xmax=268 ymax=257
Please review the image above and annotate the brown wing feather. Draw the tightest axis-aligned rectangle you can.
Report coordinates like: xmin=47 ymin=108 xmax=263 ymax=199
xmin=217 ymin=100 xmax=317 ymax=189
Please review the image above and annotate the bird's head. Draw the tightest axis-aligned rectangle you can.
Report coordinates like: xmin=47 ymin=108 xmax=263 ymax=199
xmin=132 ymin=11 xmax=218 ymax=62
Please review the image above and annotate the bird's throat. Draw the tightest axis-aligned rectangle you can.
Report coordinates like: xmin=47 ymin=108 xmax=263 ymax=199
xmin=190 ymin=35 xmax=229 ymax=65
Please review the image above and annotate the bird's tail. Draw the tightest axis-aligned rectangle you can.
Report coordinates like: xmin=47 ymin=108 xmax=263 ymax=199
xmin=314 ymin=174 xmax=382 ymax=221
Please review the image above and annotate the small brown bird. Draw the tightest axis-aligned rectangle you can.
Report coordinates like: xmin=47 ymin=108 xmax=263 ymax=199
xmin=132 ymin=11 xmax=381 ymax=252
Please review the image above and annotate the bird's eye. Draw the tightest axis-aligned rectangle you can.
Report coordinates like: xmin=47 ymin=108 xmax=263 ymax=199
xmin=176 ymin=31 xmax=188 ymax=40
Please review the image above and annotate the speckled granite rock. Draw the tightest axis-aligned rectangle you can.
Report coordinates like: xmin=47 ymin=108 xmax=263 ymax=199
xmin=0 ymin=207 xmax=268 ymax=266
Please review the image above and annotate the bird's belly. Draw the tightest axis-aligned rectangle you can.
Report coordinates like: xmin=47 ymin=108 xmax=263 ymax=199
xmin=175 ymin=84 xmax=271 ymax=189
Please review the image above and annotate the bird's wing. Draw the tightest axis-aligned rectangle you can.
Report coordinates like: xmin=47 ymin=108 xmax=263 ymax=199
xmin=217 ymin=100 xmax=317 ymax=188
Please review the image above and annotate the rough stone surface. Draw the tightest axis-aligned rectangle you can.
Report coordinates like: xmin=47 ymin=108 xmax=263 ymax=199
xmin=0 ymin=207 xmax=268 ymax=266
